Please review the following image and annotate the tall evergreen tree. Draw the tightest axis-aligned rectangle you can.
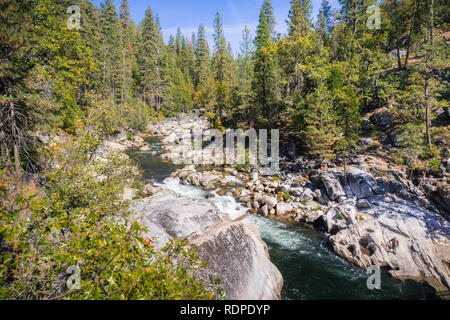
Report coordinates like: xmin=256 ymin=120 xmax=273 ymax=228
xmin=118 ymin=0 xmax=134 ymax=103
xmin=287 ymin=0 xmax=311 ymax=39
xmin=303 ymin=83 xmax=338 ymax=161
xmin=261 ymin=0 xmax=277 ymax=40
xmin=320 ymin=0 xmax=332 ymax=31
xmin=100 ymin=0 xmax=122 ymax=103
xmin=236 ymin=26 xmax=255 ymax=120
xmin=316 ymin=0 xmax=332 ymax=49
xmin=0 ymin=0 xmax=38 ymax=179
xmin=212 ymin=12 xmax=233 ymax=119
xmin=139 ymin=6 xmax=166 ymax=110
xmin=253 ymin=1 xmax=280 ymax=121
xmin=194 ymin=24 xmax=210 ymax=89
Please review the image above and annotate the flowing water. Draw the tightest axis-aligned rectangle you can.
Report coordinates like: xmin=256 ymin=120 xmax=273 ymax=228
xmin=127 ymin=137 xmax=438 ymax=300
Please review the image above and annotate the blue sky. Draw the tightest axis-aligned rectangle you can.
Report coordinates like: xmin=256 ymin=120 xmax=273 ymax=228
xmin=91 ymin=0 xmax=340 ymax=54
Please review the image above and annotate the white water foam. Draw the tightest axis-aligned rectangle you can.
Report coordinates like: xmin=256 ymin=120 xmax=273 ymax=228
xmin=154 ymin=176 xmax=358 ymax=267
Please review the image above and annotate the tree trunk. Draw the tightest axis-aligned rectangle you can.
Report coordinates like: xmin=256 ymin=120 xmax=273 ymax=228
xmin=393 ymin=0 xmax=402 ymax=70
xmin=10 ymin=103 xmax=21 ymax=184
xmin=424 ymin=0 xmax=434 ymax=151
xmin=404 ymin=0 xmax=418 ymax=70
xmin=425 ymin=76 xmax=432 ymax=150
xmin=343 ymin=156 xmax=348 ymax=186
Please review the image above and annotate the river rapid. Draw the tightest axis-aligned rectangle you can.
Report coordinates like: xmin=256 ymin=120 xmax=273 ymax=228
xmin=127 ymin=136 xmax=438 ymax=300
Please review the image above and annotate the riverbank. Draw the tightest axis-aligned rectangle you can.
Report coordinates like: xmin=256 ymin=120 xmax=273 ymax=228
xmin=141 ymin=113 xmax=450 ymax=297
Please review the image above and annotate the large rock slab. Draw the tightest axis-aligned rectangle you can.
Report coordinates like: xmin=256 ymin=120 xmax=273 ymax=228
xmin=329 ymin=197 xmax=450 ymax=291
xmin=346 ymin=167 xmax=378 ymax=199
xmin=191 ymin=221 xmax=283 ymax=299
xmin=276 ymin=202 xmax=293 ymax=215
xmin=320 ymin=171 xmax=345 ymax=200
xmin=130 ymin=190 xmax=227 ymax=239
xmin=130 ymin=189 xmax=283 ymax=300
xmin=315 ymin=201 xmax=358 ymax=234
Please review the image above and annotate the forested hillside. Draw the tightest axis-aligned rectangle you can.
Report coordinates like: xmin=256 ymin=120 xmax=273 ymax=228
xmin=0 ymin=0 xmax=448 ymax=300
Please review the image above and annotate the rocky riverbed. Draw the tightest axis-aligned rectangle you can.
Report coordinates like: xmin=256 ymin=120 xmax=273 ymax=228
xmin=88 ymin=112 xmax=450 ymax=298
xmin=144 ymin=113 xmax=450 ymax=294
xmin=129 ymin=189 xmax=283 ymax=299
xmin=92 ymin=115 xmax=284 ymax=299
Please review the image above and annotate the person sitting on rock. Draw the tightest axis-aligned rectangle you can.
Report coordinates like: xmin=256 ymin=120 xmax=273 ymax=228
xmin=389 ymin=237 xmax=399 ymax=254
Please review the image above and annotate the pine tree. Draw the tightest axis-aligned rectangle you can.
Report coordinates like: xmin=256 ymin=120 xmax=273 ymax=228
xmin=253 ymin=1 xmax=280 ymax=121
xmin=316 ymin=0 xmax=332 ymax=49
xmin=179 ymin=35 xmax=195 ymax=88
xmin=100 ymin=0 xmax=122 ymax=103
xmin=212 ymin=12 xmax=233 ymax=120
xmin=0 ymin=0 xmax=38 ymax=179
xmin=320 ymin=0 xmax=332 ymax=31
xmin=261 ymin=0 xmax=277 ymax=40
xmin=194 ymin=24 xmax=211 ymax=90
xmin=421 ymin=0 xmax=447 ymax=151
xmin=78 ymin=0 xmax=103 ymax=96
xmin=118 ymin=0 xmax=134 ymax=103
xmin=303 ymin=83 xmax=338 ymax=161
xmin=139 ymin=6 xmax=166 ymax=110
xmin=165 ymin=44 xmax=193 ymax=114
xmin=236 ymin=26 xmax=255 ymax=121
xmin=287 ymin=0 xmax=311 ymax=39
xmin=334 ymin=84 xmax=361 ymax=183
xmin=34 ymin=0 xmax=98 ymax=129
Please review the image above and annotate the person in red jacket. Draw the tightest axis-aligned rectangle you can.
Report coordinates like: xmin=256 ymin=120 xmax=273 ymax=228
xmin=389 ymin=237 xmax=399 ymax=254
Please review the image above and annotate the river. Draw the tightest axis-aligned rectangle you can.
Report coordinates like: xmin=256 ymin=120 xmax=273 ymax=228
xmin=127 ymin=136 xmax=438 ymax=300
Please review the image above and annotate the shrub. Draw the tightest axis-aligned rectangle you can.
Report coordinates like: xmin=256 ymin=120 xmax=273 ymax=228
xmin=132 ymin=180 xmax=146 ymax=192
xmin=256 ymin=117 xmax=269 ymax=129
xmin=427 ymin=159 xmax=441 ymax=174
xmin=235 ymin=163 xmax=251 ymax=171
xmin=390 ymin=151 xmax=405 ymax=165
xmin=0 ymin=133 xmax=223 ymax=300
xmin=368 ymin=141 xmax=381 ymax=150
xmin=337 ymin=213 xmax=345 ymax=220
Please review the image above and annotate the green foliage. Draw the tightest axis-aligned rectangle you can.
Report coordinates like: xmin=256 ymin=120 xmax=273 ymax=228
xmin=211 ymin=12 xmax=235 ymax=119
xmin=427 ymin=159 xmax=441 ymax=174
xmin=368 ymin=141 xmax=382 ymax=150
xmin=303 ymin=83 xmax=338 ymax=161
xmin=235 ymin=163 xmax=251 ymax=172
xmin=390 ymin=151 xmax=405 ymax=165
xmin=194 ymin=24 xmax=211 ymax=90
xmin=397 ymin=123 xmax=426 ymax=169
xmin=0 ymin=133 xmax=223 ymax=300
xmin=2 ymin=0 xmax=450 ymax=299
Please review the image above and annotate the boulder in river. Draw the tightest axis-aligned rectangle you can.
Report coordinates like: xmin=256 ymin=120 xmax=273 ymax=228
xmin=329 ymin=197 xmax=450 ymax=292
xmin=320 ymin=172 xmax=346 ymax=201
xmin=261 ymin=195 xmax=278 ymax=210
xmin=276 ymin=202 xmax=293 ymax=215
xmin=129 ymin=189 xmax=283 ymax=299
xmin=346 ymin=167 xmax=377 ymax=199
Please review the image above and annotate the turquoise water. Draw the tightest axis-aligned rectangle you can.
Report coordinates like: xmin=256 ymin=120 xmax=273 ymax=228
xmin=127 ymin=137 xmax=438 ymax=300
